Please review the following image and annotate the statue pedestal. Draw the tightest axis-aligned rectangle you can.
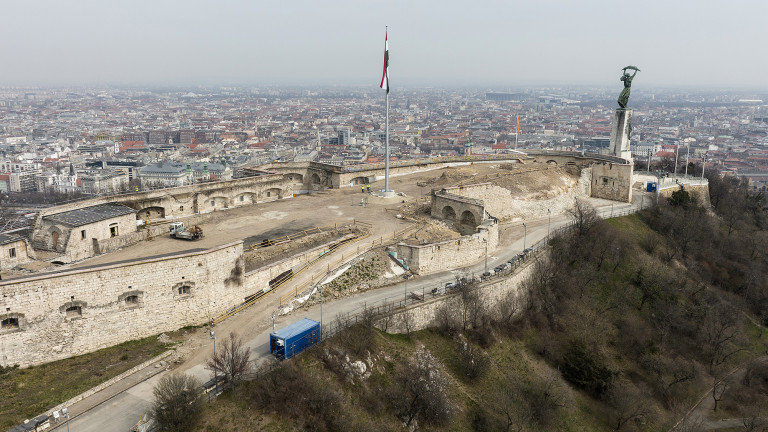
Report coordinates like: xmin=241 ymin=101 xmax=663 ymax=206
xmin=609 ymin=108 xmax=632 ymax=161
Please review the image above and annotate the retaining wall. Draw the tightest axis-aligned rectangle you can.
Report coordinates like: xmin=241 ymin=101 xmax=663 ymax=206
xmin=0 ymin=242 xmax=245 ymax=367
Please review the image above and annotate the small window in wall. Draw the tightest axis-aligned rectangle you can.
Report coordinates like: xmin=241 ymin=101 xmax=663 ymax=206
xmin=8 ymin=248 xmax=15 ymax=258
xmin=81 ymin=230 xmax=86 ymax=239
xmin=240 ymin=195 xmax=244 ymax=202
xmin=178 ymin=285 xmax=191 ymax=295
xmin=211 ymin=200 xmax=215 ymax=206
xmin=125 ymin=295 xmax=139 ymax=305
xmin=66 ymin=305 xmax=82 ymax=317
xmin=109 ymin=223 xmax=119 ymax=237
xmin=603 ymin=177 xmax=609 ymax=184
xmin=266 ymin=191 xmax=271 ymax=197
xmin=1 ymin=317 xmax=19 ymax=329
xmin=179 ymin=205 xmax=184 ymax=211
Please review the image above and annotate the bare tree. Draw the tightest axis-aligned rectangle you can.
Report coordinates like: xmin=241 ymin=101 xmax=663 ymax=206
xmin=151 ymin=373 xmax=204 ymax=432
xmin=458 ymin=279 xmax=484 ymax=331
xmin=567 ymin=199 xmax=599 ymax=237
xmin=206 ymin=332 xmax=252 ymax=388
xmin=702 ymin=301 xmax=746 ymax=374
xmin=607 ymin=380 xmax=652 ymax=430
xmin=391 ymin=347 xmax=453 ymax=428
xmin=455 ymin=336 xmax=490 ymax=381
xmin=712 ymin=376 xmax=727 ymax=412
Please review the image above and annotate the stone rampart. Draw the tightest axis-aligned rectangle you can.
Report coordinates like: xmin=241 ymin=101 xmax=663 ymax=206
xmin=376 ymin=258 xmax=535 ymax=333
xmin=590 ymin=161 xmax=633 ymax=203
xmin=395 ymin=222 xmax=498 ymax=275
xmin=658 ymin=182 xmax=711 ymax=207
xmin=0 ymin=242 xmax=245 ymax=367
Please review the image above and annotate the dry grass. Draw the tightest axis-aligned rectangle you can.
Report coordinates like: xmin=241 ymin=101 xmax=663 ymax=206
xmin=0 ymin=333 xmax=179 ymax=429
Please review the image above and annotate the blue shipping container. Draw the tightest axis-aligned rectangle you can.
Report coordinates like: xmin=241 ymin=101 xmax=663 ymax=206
xmin=270 ymin=318 xmax=321 ymax=359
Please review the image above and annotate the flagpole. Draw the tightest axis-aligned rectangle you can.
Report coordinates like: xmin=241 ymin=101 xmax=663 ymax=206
xmin=384 ymin=26 xmax=390 ymax=193
xmin=385 ymin=87 xmax=390 ymax=192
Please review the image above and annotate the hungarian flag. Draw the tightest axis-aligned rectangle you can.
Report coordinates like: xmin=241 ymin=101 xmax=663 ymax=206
xmin=380 ymin=31 xmax=389 ymax=93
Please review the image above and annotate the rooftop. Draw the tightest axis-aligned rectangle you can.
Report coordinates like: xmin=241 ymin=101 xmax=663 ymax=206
xmin=44 ymin=203 xmax=136 ymax=227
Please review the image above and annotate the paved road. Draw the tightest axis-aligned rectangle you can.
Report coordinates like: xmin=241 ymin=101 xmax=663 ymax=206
xmin=55 ymin=195 xmax=643 ymax=432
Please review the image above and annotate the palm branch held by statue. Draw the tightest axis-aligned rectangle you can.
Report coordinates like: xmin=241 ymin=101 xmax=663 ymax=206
xmin=618 ymin=66 xmax=640 ymax=109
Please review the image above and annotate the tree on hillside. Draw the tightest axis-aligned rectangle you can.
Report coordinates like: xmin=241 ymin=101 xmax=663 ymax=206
xmin=391 ymin=347 xmax=453 ymax=428
xmin=152 ymin=373 xmax=204 ymax=432
xmin=206 ymin=332 xmax=252 ymax=388
xmin=607 ymin=380 xmax=652 ymax=430
xmin=567 ymin=199 xmax=599 ymax=238
xmin=701 ymin=301 xmax=746 ymax=374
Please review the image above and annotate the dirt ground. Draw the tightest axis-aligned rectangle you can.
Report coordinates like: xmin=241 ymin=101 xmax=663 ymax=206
xmin=243 ymin=226 xmax=364 ymax=272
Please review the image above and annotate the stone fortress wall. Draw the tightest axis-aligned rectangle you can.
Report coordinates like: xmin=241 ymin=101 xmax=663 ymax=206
xmin=0 ymin=230 xmax=360 ymax=367
xmin=377 ymin=257 xmax=536 ymax=333
xmin=0 ymin=242 xmax=245 ymax=367
xmin=396 ymin=223 xmax=499 ymax=276
xmin=4 ymin=152 xmax=635 ymax=366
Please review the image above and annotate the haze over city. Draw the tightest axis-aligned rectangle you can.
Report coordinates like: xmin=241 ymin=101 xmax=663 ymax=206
xmin=2 ymin=0 xmax=767 ymax=89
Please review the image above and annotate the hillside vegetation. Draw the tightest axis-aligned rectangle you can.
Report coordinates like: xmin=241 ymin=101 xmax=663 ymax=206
xmin=193 ymin=173 xmax=768 ymax=431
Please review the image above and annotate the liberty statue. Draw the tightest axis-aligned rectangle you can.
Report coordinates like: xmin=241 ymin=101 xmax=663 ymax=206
xmin=618 ymin=66 xmax=640 ymax=109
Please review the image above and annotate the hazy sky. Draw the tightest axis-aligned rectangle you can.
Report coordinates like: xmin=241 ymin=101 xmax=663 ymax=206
xmin=1 ymin=0 xmax=766 ymax=89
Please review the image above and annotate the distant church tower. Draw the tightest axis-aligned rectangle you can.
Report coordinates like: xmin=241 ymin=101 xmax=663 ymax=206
xmin=464 ymin=133 xmax=473 ymax=156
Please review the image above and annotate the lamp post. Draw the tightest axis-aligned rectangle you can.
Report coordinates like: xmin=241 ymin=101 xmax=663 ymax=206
xmin=701 ymin=154 xmax=707 ymax=180
xmin=684 ymin=142 xmax=690 ymax=177
xmin=209 ymin=330 xmax=218 ymax=395
xmin=404 ymin=277 xmax=407 ymax=306
xmin=482 ymin=238 xmax=488 ymax=274
xmin=674 ymin=143 xmax=679 ymax=179
xmin=547 ymin=209 xmax=551 ymax=239
xmin=271 ymin=313 xmax=275 ymax=333
xmin=522 ymin=222 xmax=527 ymax=250
xmin=61 ymin=407 xmax=70 ymax=432
xmin=319 ymin=285 xmax=323 ymax=338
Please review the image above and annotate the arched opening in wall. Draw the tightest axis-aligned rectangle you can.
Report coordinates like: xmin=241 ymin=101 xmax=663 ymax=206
xmin=136 ymin=206 xmax=165 ymax=220
xmin=460 ymin=210 xmax=477 ymax=227
xmin=1 ymin=317 xmax=19 ymax=329
xmin=265 ymin=188 xmax=282 ymax=199
xmin=311 ymin=173 xmax=321 ymax=184
xmin=546 ymin=160 xmax=558 ymax=166
xmin=65 ymin=305 xmax=82 ymax=317
xmin=210 ymin=196 xmax=229 ymax=209
xmin=442 ymin=205 xmax=457 ymax=221
xmin=51 ymin=231 xmax=59 ymax=250
xmin=236 ymin=193 xmax=253 ymax=204
xmin=351 ymin=176 xmax=368 ymax=185
xmin=289 ymin=173 xmax=303 ymax=183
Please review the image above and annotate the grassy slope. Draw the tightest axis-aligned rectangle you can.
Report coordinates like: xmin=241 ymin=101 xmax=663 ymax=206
xmin=0 ymin=334 xmax=176 ymax=429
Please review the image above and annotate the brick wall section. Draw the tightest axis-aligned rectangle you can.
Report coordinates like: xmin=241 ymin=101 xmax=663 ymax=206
xmin=0 ymin=241 xmax=245 ymax=367
xmin=590 ymin=162 xmax=633 ymax=203
xmin=396 ymin=222 xmax=498 ymax=275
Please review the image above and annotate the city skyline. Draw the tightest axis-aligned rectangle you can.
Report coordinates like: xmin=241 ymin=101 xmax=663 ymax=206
xmin=1 ymin=0 xmax=767 ymax=89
